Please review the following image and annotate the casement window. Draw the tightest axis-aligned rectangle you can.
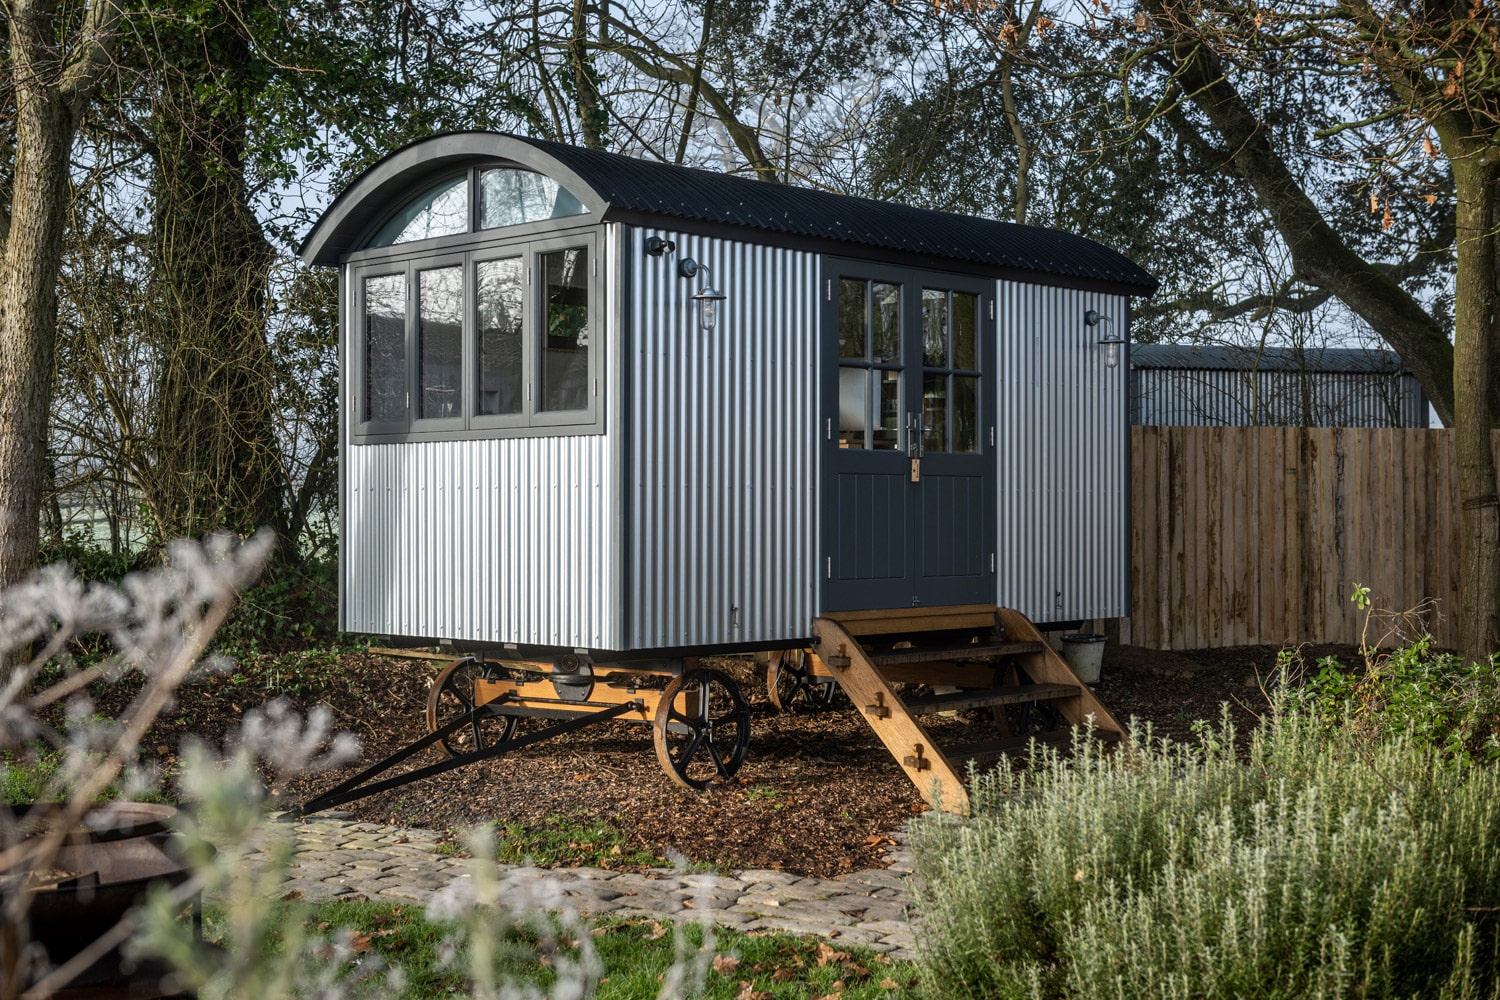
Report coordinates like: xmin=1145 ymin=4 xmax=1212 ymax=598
xmin=347 ymin=166 xmax=601 ymax=443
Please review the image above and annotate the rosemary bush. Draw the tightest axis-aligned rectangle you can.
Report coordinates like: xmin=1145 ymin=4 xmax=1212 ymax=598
xmin=912 ymin=705 xmax=1500 ymax=1000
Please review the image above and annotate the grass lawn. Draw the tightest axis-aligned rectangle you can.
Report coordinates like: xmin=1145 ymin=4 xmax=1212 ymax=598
xmin=198 ymin=899 xmax=917 ymax=998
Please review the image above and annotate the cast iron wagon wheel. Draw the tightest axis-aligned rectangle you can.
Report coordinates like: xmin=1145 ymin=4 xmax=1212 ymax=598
xmin=426 ymin=657 xmax=518 ymax=757
xmin=653 ymin=667 xmax=751 ymax=791
xmin=766 ymin=648 xmax=840 ymax=713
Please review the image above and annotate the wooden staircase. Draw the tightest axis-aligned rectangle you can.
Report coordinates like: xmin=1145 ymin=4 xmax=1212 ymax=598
xmin=809 ymin=605 xmax=1125 ymax=813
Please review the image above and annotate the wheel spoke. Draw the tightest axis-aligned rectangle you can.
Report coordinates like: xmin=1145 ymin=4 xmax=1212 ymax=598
xmin=705 ymin=739 xmax=729 ymax=775
xmin=674 ymin=730 xmax=705 ymax=767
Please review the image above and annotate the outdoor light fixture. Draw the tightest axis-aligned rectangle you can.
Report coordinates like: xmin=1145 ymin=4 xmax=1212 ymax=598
xmin=1085 ymin=309 xmax=1124 ymax=370
xmin=645 ymin=235 xmax=676 ymax=257
xmin=679 ymin=257 xmax=727 ymax=332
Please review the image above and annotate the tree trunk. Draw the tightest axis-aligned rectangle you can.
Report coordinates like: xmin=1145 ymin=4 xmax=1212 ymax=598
xmin=144 ymin=4 xmax=283 ymax=545
xmin=0 ymin=58 xmax=74 ymax=593
xmin=0 ymin=0 xmax=119 ymax=597
xmin=1451 ymin=156 xmax=1500 ymax=662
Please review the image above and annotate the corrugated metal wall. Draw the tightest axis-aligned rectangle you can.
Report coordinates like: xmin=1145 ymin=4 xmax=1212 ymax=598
xmin=341 ymin=228 xmax=624 ymax=648
xmin=996 ymin=284 xmax=1130 ymax=622
xmin=627 ymin=230 xmax=819 ymax=648
xmin=1130 ymin=367 xmax=1429 ymax=428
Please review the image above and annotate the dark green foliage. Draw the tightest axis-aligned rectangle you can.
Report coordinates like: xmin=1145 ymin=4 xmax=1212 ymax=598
xmin=1303 ymin=638 xmax=1500 ymax=766
xmin=213 ymin=555 xmax=341 ymax=659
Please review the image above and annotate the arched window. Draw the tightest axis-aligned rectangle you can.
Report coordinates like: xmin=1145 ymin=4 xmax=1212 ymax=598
xmin=368 ymin=175 xmax=468 ymax=247
xmin=479 ymin=168 xmax=587 ymax=229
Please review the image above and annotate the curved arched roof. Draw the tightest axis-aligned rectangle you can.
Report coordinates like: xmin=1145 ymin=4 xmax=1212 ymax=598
xmin=300 ymin=131 xmax=1158 ymax=294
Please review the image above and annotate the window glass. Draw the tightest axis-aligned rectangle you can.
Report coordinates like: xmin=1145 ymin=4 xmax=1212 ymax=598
xmin=922 ymin=289 xmax=948 ymax=367
xmin=873 ymin=282 xmax=901 ymax=363
xmin=364 ymin=274 xmax=406 ymax=422
xmin=953 ymin=375 xmax=979 ymax=452
xmin=838 ymin=368 xmax=868 ymax=448
xmin=875 ymin=370 xmax=901 ymax=449
xmin=418 ymin=266 xmax=462 ymax=419
xmin=923 ymin=373 xmax=947 ymax=452
xmin=479 ymin=169 xmax=587 ymax=229
xmin=369 ymin=176 xmax=467 ymax=247
xmin=541 ymin=248 xmax=590 ymax=412
xmin=839 ymin=279 xmax=867 ymax=359
xmin=953 ymin=293 xmax=978 ymax=371
xmin=476 ymin=257 xmax=524 ymax=416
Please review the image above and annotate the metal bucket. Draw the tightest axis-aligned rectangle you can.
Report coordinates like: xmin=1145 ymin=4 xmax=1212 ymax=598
xmin=1060 ymin=633 xmax=1106 ymax=685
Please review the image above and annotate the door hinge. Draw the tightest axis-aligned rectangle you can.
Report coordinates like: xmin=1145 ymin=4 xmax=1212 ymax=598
xmin=594 ymin=378 xmax=599 ymax=397
xmin=989 ymin=299 xmax=995 ymax=320
xmin=592 ymin=257 xmax=598 ymax=276
xmin=990 ymin=552 xmax=996 ymax=572
xmin=826 ymin=417 xmax=832 ymax=441
xmin=990 ymin=425 xmax=996 ymax=446
xmin=527 ymin=383 xmax=533 ymax=401
xmin=826 ymin=279 xmax=832 ymax=301
xmin=826 ymin=556 xmax=832 ymax=579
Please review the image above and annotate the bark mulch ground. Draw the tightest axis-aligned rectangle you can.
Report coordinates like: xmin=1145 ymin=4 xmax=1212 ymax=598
xmin=142 ymin=640 xmax=1362 ymax=879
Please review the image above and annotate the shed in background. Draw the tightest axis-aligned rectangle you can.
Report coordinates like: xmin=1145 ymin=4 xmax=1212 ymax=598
xmin=1130 ymin=344 xmax=1429 ymax=428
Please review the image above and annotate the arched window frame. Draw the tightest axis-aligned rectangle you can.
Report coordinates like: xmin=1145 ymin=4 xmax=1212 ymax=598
xmin=345 ymin=163 xmax=604 ymax=444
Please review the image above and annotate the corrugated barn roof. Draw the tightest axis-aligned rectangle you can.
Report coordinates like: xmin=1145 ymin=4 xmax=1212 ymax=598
xmin=301 ymin=132 xmax=1158 ymax=293
xmin=526 ymin=136 xmax=1158 ymax=292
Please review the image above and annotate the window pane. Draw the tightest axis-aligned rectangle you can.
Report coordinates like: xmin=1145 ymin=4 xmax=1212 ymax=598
xmin=923 ymin=373 xmax=947 ymax=452
xmin=838 ymin=367 xmax=867 ymax=448
xmin=839 ymin=279 xmax=867 ymax=359
xmin=369 ymin=176 xmax=467 ymax=246
xmin=953 ymin=293 xmax=978 ymax=371
xmin=364 ymin=274 xmax=406 ymax=422
xmin=419 ymin=267 xmax=462 ymax=419
xmin=479 ymin=168 xmax=587 ymax=229
xmin=874 ymin=370 xmax=901 ymax=449
xmin=922 ymin=289 xmax=948 ymax=367
xmin=477 ymin=257 xmax=524 ymax=416
xmin=953 ymin=375 xmax=979 ymax=453
xmin=541 ymin=248 xmax=590 ymax=412
xmin=873 ymin=282 xmax=901 ymax=363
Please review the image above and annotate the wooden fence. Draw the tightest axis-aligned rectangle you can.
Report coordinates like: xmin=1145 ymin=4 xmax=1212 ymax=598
xmin=1123 ymin=426 xmax=1474 ymax=650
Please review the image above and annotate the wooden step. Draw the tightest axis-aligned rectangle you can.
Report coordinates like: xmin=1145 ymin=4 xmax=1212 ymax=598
xmin=948 ymin=727 xmax=1123 ymax=765
xmin=822 ymin=604 xmax=998 ymax=637
xmin=867 ymin=640 xmax=1044 ymax=666
xmin=901 ymin=683 xmax=1078 ymax=716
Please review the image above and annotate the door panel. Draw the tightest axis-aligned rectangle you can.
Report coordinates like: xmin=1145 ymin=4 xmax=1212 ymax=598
xmin=822 ymin=260 xmax=996 ymax=611
xmin=834 ymin=472 xmax=908 ymax=581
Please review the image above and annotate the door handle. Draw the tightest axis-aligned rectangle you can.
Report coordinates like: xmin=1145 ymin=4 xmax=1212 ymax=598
xmin=906 ymin=412 xmax=921 ymax=458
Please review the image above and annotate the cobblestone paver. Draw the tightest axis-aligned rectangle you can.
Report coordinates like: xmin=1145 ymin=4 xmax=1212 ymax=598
xmin=231 ymin=817 xmax=920 ymax=960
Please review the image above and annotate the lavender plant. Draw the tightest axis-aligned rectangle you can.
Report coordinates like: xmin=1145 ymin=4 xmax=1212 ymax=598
xmin=0 ymin=536 xmax=725 ymax=1000
xmin=0 ymin=532 xmax=274 ymax=997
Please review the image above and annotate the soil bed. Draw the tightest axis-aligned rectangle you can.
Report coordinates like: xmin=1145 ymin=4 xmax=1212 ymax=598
xmin=145 ymin=640 xmax=1358 ymax=879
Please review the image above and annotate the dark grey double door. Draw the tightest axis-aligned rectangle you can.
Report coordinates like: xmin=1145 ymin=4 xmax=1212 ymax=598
xmin=821 ymin=259 xmax=996 ymax=612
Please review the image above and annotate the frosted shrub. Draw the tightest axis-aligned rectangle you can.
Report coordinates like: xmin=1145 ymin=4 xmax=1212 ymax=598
xmin=912 ymin=704 xmax=1500 ymax=1000
xmin=0 ymin=532 xmax=274 ymax=998
xmin=0 ymin=536 xmax=720 ymax=1000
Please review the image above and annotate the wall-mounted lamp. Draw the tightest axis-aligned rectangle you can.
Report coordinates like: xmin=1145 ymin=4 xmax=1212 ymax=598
xmin=679 ymin=258 xmax=727 ymax=332
xmin=645 ymin=236 xmax=676 ymax=257
xmin=1085 ymin=309 xmax=1124 ymax=370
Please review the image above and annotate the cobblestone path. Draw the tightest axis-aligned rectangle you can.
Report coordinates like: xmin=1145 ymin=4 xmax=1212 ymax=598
xmin=240 ymin=818 xmax=919 ymax=960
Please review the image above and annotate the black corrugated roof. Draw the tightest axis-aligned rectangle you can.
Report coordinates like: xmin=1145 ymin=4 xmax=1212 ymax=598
xmin=522 ymin=136 xmax=1158 ymax=292
xmin=1132 ymin=344 xmax=1407 ymax=374
xmin=301 ymin=132 xmax=1157 ymax=293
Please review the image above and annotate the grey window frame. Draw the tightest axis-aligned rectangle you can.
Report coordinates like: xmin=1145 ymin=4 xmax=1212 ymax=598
xmin=412 ymin=251 xmax=468 ymax=435
xmin=346 ymin=168 xmax=603 ymax=445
